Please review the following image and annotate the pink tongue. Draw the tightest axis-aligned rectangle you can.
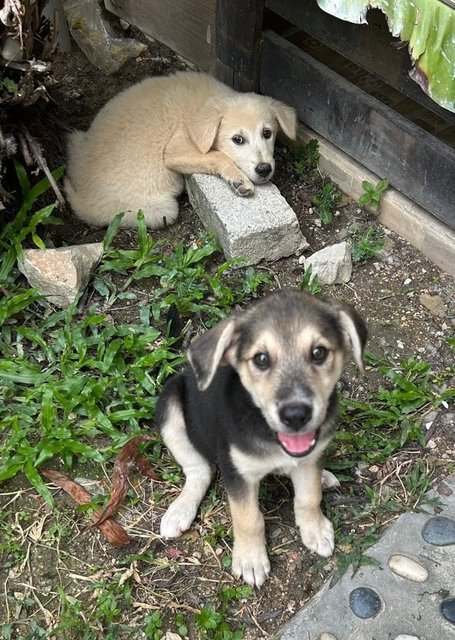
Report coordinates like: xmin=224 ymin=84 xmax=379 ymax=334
xmin=277 ymin=430 xmax=316 ymax=454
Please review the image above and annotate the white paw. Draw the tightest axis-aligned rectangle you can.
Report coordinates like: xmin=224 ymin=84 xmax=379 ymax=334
xmin=321 ymin=469 xmax=340 ymax=490
xmin=299 ymin=515 xmax=334 ymax=558
xmin=160 ymin=499 xmax=197 ymax=539
xmin=232 ymin=544 xmax=271 ymax=588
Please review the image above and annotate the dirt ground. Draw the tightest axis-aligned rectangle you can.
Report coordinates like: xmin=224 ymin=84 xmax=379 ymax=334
xmin=1 ymin=32 xmax=454 ymax=640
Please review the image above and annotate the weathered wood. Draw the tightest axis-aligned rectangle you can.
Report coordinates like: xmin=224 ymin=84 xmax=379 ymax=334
xmin=260 ymin=31 xmax=455 ymax=228
xmin=215 ymin=0 xmax=265 ymax=91
xmin=266 ymin=0 xmax=455 ymax=125
xmin=104 ymin=0 xmax=216 ymax=70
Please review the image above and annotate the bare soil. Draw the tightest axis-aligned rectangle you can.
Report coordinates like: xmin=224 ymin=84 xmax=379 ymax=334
xmin=1 ymin=34 xmax=454 ymax=640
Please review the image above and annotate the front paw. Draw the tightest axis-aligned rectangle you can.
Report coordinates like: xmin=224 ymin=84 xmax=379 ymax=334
xmin=299 ymin=514 xmax=334 ymax=558
xmin=232 ymin=543 xmax=271 ymax=588
xmin=231 ymin=178 xmax=254 ymax=197
xmin=222 ymin=167 xmax=254 ymax=196
xmin=160 ymin=499 xmax=197 ymax=539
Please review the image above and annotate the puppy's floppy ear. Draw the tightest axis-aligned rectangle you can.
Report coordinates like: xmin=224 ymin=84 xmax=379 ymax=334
xmin=187 ymin=317 xmax=239 ymax=391
xmin=270 ymin=100 xmax=297 ymax=140
xmin=336 ymin=303 xmax=368 ymax=372
xmin=188 ymin=98 xmax=222 ymax=154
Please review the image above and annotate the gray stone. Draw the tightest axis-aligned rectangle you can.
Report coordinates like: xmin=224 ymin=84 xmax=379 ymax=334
xmin=349 ymin=587 xmax=382 ymax=619
xmin=421 ymin=515 xmax=455 ymax=546
xmin=303 ymin=242 xmax=352 ymax=285
xmin=18 ymin=243 xmax=104 ymax=308
xmin=185 ymin=174 xmax=308 ymax=265
xmin=419 ymin=293 xmax=447 ymax=317
xmin=440 ymin=598 xmax=455 ymax=624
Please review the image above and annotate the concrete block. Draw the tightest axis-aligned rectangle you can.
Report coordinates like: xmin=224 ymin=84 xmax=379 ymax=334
xmin=185 ymin=174 xmax=308 ymax=265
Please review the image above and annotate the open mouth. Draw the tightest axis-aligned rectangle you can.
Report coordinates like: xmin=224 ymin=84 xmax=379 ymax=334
xmin=276 ymin=429 xmax=318 ymax=457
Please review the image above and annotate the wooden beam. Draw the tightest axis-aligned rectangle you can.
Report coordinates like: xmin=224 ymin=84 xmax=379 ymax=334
xmin=260 ymin=31 xmax=455 ymax=228
xmin=215 ymin=0 xmax=265 ymax=91
xmin=266 ymin=0 xmax=455 ymax=125
xmin=104 ymin=0 xmax=216 ymax=70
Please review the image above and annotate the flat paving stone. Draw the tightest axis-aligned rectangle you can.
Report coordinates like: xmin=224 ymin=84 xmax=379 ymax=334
xmin=278 ymin=473 xmax=455 ymax=640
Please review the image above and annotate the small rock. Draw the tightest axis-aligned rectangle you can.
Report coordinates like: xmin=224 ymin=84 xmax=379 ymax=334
xmin=349 ymin=587 xmax=382 ymax=619
xmin=388 ymin=554 xmax=428 ymax=582
xmin=419 ymin=293 xmax=447 ymax=317
xmin=304 ymin=242 xmax=352 ymax=285
xmin=318 ymin=634 xmax=338 ymax=640
xmin=437 ymin=481 xmax=453 ymax=497
xmin=426 ymin=439 xmax=437 ymax=450
xmin=440 ymin=598 xmax=455 ymax=625
xmin=393 ymin=636 xmax=420 ymax=640
xmin=18 ymin=243 xmax=104 ymax=308
xmin=422 ymin=516 xmax=455 ymax=546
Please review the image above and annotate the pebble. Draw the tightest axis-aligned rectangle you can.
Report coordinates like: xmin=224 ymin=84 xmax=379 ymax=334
xmin=421 ymin=516 xmax=455 ymax=546
xmin=393 ymin=636 xmax=420 ymax=640
xmin=388 ymin=554 xmax=428 ymax=582
xmin=349 ymin=587 xmax=382 ymax=619
xmin=440 ymin=597 xmax=455 ymax=625
xmin=318 ymin=634 xmax=338 ymax=640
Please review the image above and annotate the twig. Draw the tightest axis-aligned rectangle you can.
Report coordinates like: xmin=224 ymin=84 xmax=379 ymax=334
xmin=21 ymin=125 xmax=65 ymax=204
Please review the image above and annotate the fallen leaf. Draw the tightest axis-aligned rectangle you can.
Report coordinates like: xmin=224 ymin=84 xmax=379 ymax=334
xmin=86 ymin=435 xmax=161 ymax=530
xmin=42 ymin=469 xmax=131 ymax=547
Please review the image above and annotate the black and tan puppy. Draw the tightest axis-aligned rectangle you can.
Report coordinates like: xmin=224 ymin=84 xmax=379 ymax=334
xmin=156 ymin=290 xmax=367 ymax=587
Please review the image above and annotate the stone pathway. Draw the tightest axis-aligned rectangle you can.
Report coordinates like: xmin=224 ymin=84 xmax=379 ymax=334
xmin=278 ymin=473 xmax=455 ymax=640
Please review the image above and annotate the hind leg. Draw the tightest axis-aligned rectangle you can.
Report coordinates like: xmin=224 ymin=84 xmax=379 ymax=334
xmin=160 ymin=399 xmax=214 ymax=538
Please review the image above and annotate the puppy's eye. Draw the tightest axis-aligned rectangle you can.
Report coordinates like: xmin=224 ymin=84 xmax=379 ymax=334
xmin=311 ymin=346 xmax=328 ymax=364
xmin=232 ymin=135 xmax=245 ymax=145
xmin=253 ymin=352 xmax=270 ymax=370
xmin=263 ymin=128 xmax=272 ymax=139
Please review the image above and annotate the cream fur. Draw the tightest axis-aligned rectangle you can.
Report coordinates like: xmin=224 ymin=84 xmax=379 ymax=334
xmin=65 ymin=71 xmax=296 ymax=229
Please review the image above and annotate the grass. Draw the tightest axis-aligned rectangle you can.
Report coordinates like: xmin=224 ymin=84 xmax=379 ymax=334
xmin=349 ymin=227 xmax=384 ymax=263
xmin=293 ymin=139 xmax=320 ymax=180
xmin=312 ymin=182 xmax=341 ymax=225
xmin=1 ymin=164 xmax=454 ymax=638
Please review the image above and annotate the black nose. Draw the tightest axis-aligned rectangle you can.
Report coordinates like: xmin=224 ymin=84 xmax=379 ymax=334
xmin=279 ymin=403 xmax=313 ymax=430
xmin=255 ymin=162 xmax=272 ymax=178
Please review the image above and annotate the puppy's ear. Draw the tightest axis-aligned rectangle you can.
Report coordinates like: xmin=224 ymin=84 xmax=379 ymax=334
xmin=189 ymin=98 xmax=222 ymax=154
xmin=336 ymin=303 xmax=368 ymax=372
xmin=188 ymin=317 xmax=238 ymax=391
xmin=271 ymin=100 xmax=297 ymax=140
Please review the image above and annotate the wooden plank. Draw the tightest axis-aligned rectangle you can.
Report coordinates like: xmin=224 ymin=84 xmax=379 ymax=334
xmin=266 ymin=0 xmax=455 ymax=125
xmin=215 ymin=0 xmax=265 ymax=91
xmin=104 ymin=0 xmax=216 ymax=70
xmin=260 ymin=31 xmax=455 ymax=228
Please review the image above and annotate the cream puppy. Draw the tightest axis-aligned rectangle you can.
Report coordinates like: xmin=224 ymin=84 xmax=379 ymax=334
xmin=65 ymin=71 xmax=296 ymax=228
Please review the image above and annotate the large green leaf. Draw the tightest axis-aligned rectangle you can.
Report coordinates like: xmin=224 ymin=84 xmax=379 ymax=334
xmin=317 ymin=0 xmax=455 ymax=112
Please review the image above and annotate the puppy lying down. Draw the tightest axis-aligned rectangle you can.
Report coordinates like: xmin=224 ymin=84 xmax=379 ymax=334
xmin=65 ymin=71 xmax=296 ymax=228
xmin=156 ymin=290 xmax=367 ymax=587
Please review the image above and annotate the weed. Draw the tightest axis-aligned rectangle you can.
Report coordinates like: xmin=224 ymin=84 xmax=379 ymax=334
xmin=0 ymin=161 xmax=63 ymax=285
xmin=300 ymin=264 xmax=321 ymax=295
xmin=349 ymin=227 xmax=384 ymax=262
xmin=312 ymin=182 xmax=341 ymax=225
xmin=293 ymin=139 xmax=320 ymax=179
xmin=334 ymin=354 xmax=454 ymax=467
xmin=358 ymin=178 xmax=389 ymax=211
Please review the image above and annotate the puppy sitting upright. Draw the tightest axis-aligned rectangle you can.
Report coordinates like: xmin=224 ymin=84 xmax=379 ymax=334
xmin=156 ymin=290 xmax=367 ymax=587
xmin=65 ymin=71 xmax=296 ymax=229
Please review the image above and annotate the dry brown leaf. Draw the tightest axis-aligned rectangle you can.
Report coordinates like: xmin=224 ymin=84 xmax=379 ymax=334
xmin=42 ymin=469 xmax=131 ymax=547
xmin=85 ymin=435 xmax=161 ymax=530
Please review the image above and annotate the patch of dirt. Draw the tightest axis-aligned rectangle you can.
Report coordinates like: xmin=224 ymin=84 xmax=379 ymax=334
xmin=1 ymin=33 xmax=454 ymax=640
